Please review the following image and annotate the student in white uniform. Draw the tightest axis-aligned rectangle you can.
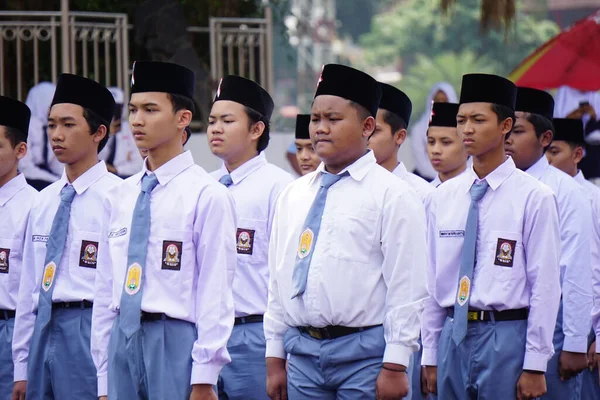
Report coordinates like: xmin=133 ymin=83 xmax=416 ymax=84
xmin=545 ymin=118 xmax=600 ymax=400
xmin=507 ymin=87 xmax=594 ymax=400
xmin=427 ymin=102 xmax=468 ymax=188
xmin=207 ymin=75 xmax=293 ymax=400
xmin=368 ymin=83 xmax=433 ymax=205
xmin=294 ymin=114 xmax=320 ymax=176
xmin=91 ymin=61 xmax=237 ymax=400
xmin=0 ymin=96 xmax=37 ymax=400
xmin=423 ymin=74 xmax=561 ymax=400
xmin=12 ymin=74 xmax=119 ymax=400
xmin=264 ymin=64 xmax=428 ymax=400
xmin=99 ymin=87 xmax=143 ymax=178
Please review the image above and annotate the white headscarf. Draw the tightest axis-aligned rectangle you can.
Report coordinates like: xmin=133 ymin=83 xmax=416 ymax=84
xmin=410 ymin=82 xmax=458 ymax=180
xmin=25 ymin=81 xmax=56 ymax=123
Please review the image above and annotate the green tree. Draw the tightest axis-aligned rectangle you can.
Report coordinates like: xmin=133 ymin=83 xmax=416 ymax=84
xmin=399 ymin=51 xmax=498 ymax=118
xmin=360 ymin=0 xmax=559 ymax=76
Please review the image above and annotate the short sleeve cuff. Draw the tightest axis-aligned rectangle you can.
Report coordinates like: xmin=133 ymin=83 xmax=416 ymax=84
xmin=421 ymin=348 xmax=438 ymax=366
xmin=563 ymin=335 xmax=588 ymax=353
xmin=191 ymin=363 xmax=222 ymax=386
xmin=523 ymin=352 xmax=550 ymax=372
xmin=13 ymin=362 xmax=28 ymax=382
xmin=382 ymin=344 xmax=412 ymax=368
xmin=596 ymin=335 xmax=600 ymax=352
xmin=97 ymin=374 xmax=108 ymax=397
xmin=265 ymin=339 xmax=286 ymax=359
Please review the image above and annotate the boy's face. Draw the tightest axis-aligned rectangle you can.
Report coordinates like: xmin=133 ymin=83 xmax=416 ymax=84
xmin=48 ymin=103 xmax=104 ymax=165
xmin=0 ymin=126 xmax=26 ymax=179
xmin=546 ymin=140 xmax=581 ymax=176
xmin=310 ymin=95 xmax=374 ymax=167
xmin=426 ymin=126 xmax=467 ymax=175
xmin=368 ymin=109 xmax=404 ymax=166
xmin=128 ymin=92 xmax=188 ymax=152
xmin=456 ymin=102 xmax=511 ymax=158
xmin=207 ymin=100 xmax=261 ymax=161
xmin=505 ymin=112 xmax=549 ymax=171
xmin=295 ymin=139 xmax=320 ymax=175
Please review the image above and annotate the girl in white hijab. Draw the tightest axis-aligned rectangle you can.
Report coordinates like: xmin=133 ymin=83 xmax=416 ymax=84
xmin=410 ymin=82 xmax=458 ymax=180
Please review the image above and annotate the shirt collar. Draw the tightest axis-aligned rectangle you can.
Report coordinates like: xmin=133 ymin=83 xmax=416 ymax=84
xmin=575 ymin=170 xmax=586 ymax=185
xmin=218 ymin=153 xmax=268 ymax=185
xmin=392 ymin=162 xmax=408 ymax=178
xmin=465 ymin=156 xmax=516 ymax=193
xmin=431 ymin=175 xmax=442 ymax=188
xmin=525 ymin=156 xmax=550 ymax=181
xmin=137 ymin=151 xmax=195 ymax=186
xmin=0 ymin=174 xmax=28 ymax=207
xmin=309 ymin=150 xmax=376 ymax=186
xmin=59 ymin=161 xmax=108 ymax=195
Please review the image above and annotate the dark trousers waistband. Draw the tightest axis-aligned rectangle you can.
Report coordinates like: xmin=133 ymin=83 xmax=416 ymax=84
xmin=0 ymin=310 xmax=15 ymax=320
xmin=234 ymin=315 xmax=263 ymax=325
xmin=140 ymin=312 xmax=179 ymax=322
xmin=299 ymin=324 xmax=381 ymax=340
xmin=52 ymin=300 xmax=93 ymax=309
xmin=447 ymin=307 xmax=529 ymax=322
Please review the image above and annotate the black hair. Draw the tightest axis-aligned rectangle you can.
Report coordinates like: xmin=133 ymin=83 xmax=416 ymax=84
xmin=245 ymin=106 xmax=270 ymax=153
xmin=183 ymin=126 xmax=191 ymax=146
xmin=2 ymin=126 xmax=26 ymax=148
xmin=524 ymin=113 xmax=555 ymax=139
xmin=490 ymin=103 xmax=516 ymax=140
xmin=82 ymin=108 xmax=110 ymax=153
xmin=167 ymin=93 xmax=196 ymax=115
xmin=349 ymin=101 xmax=371 ymax=122
xmin=114 ymin=104 xmax=123 ymax=121
xmin=382 ymin=109 xmax=407 ymax=134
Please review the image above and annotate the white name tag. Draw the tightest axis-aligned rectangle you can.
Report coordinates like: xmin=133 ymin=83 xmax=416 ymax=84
xmin=108 ymin=228 xmax=127 ymax=238
xmin=32 ymin=235 xmax=49 ymax=243
xmin=439 ymin=230 xmax=465 ymax=238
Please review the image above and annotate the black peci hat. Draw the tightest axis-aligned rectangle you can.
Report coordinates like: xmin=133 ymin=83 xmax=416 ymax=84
xmin=0 ymin=96 xmax=31 ymax=142
xmin=429 ymin=102 xmax=459 ymax=128
xmin=295 ymin=114 xmax=310 ymax=140
xmin=459 ymin=74 xmax=517 ymax=110
xmin=51 ymin=74 xmax=115 ymax=124
xmin=214 ymin=75 xmax=274 ymax=120
xmin=516 ymin=87 xmax=555 ymax=122
xmin=378 ymin=83 xmax=412 ymax=126
xmin=553 ymin=118 xmax=584 ymax=144
xmin=130 ymin=61 xmax=195 ymax=100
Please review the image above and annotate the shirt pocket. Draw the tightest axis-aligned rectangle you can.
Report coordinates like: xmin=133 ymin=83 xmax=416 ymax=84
xmin=0 ymin=238 xmax=21 ymax=284
xmin=149 ymin=228 xmax=194 ymax=286
xmin=328 ymin=210 xmax=379 ymax=265
xmin=69 ymin=231 xmax=102 ymax=276
xmin=483 ymin=230 xmax=524 ymax=282
xmin=236 ymin=217 xmax=268 ymax=265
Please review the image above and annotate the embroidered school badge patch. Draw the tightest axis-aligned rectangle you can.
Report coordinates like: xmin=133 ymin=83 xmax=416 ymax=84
xmin=125 ymin=263 xmax=142 ymax=295
xmin=42 ymin=262 xmax=56 ymax=292
xmin=297 ymin=228 xmax=314 ymax=259
xmin=162 ymin=241 xmax=182 ymax=270
xmin=494 ymin=238 xmax=516 ymax=267
xmin=0 ymin=248 xmax=9 ymax=273
xmin=236 ymin=228 xmax=255 ymax=255
xmin=79 ymin=240 xmax=99 ymax=268
xmin=457 ymin=276 xmax=471 ymax=306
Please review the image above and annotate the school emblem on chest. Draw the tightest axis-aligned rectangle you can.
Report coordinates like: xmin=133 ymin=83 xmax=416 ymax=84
xmin=124 ymin=263 xmax=142 ymax=295
xmin=494 ymin=238 xmax=516 ymax=268
xmin=162 ymin=241 xmax=182 ymax=270
xmin=457 ymin=276 xmax=471 ymax=306
xmin=0 ymin=248 xmax=9 ymax=273
xmin=79 ymin=240 xmax=99 ymax=268
xmin=297 ymin=228 xmax=314 ymax=259
xmin=236 ymin=228 xmax=255 ymax=255
xmin=42 ymin=262 xmax=56 ymax=292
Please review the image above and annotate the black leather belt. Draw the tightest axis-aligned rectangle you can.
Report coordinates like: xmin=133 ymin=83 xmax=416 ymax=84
xmin=140 ymin=312 xmax=177 ymax=322
xmin=0 ymin=310 xmax=15 ymax=320
xmin=447 ymin=308 xmax=529 ymax=322
xmin=299 ymin=324 xmax=381 ymax=340
xmin=52 ymin=300 xmax=93 ymax=309
xmin=234 ymin=315 xmax=263 ymax=325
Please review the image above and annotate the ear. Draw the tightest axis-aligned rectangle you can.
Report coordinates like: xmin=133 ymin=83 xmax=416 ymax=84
xmin=394 ymin=129 xmax=407 ymax=146
xmin=362 ymin=116 xmax=376 ymax=139
xmin=175 ymin=109 xmax=193 ymax=132
xmin=573 ymin=145 xmax=585 ymax=164
xmin=500 ymin=117 xmax=513 ymax=136
xmin=15 ymin=142 xmax=27 ymax=160
xmin=93 ymin=124 xmax=108 ymax=145
xmin=540 ymin=129 xmax=553 ymax=148
xmin=249 ymin=120 xmax=265 ymax=142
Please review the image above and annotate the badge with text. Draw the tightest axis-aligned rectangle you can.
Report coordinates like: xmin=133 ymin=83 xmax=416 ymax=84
xmin=42 ymin=262 xmax=56 ymax=292
xmin=494 ymin=238 xmax=516 ymax=267
xmin=439 ymin=230 xmax=465 ymax=238
xmin=297 ymin=228 xmax=314 ymax=259
xmin=457 ymin=276 xmax=471 ymax=306
xmin=32 ymin=235 xmax=49 ymax=243
xmin=124 ymin=263 xmax=142 ymax=295
xmin=79 ymin=240 xmax=99 ymax=268
xmin=0 ymin=248 xmax=9 ymax=273
xmin=236 ymin=228 xmax=255 ymax=255
xmin=108 ymin=228 xmax=127 ymax=238
xmin=162 ymin=241 xmax=182 ymax=270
